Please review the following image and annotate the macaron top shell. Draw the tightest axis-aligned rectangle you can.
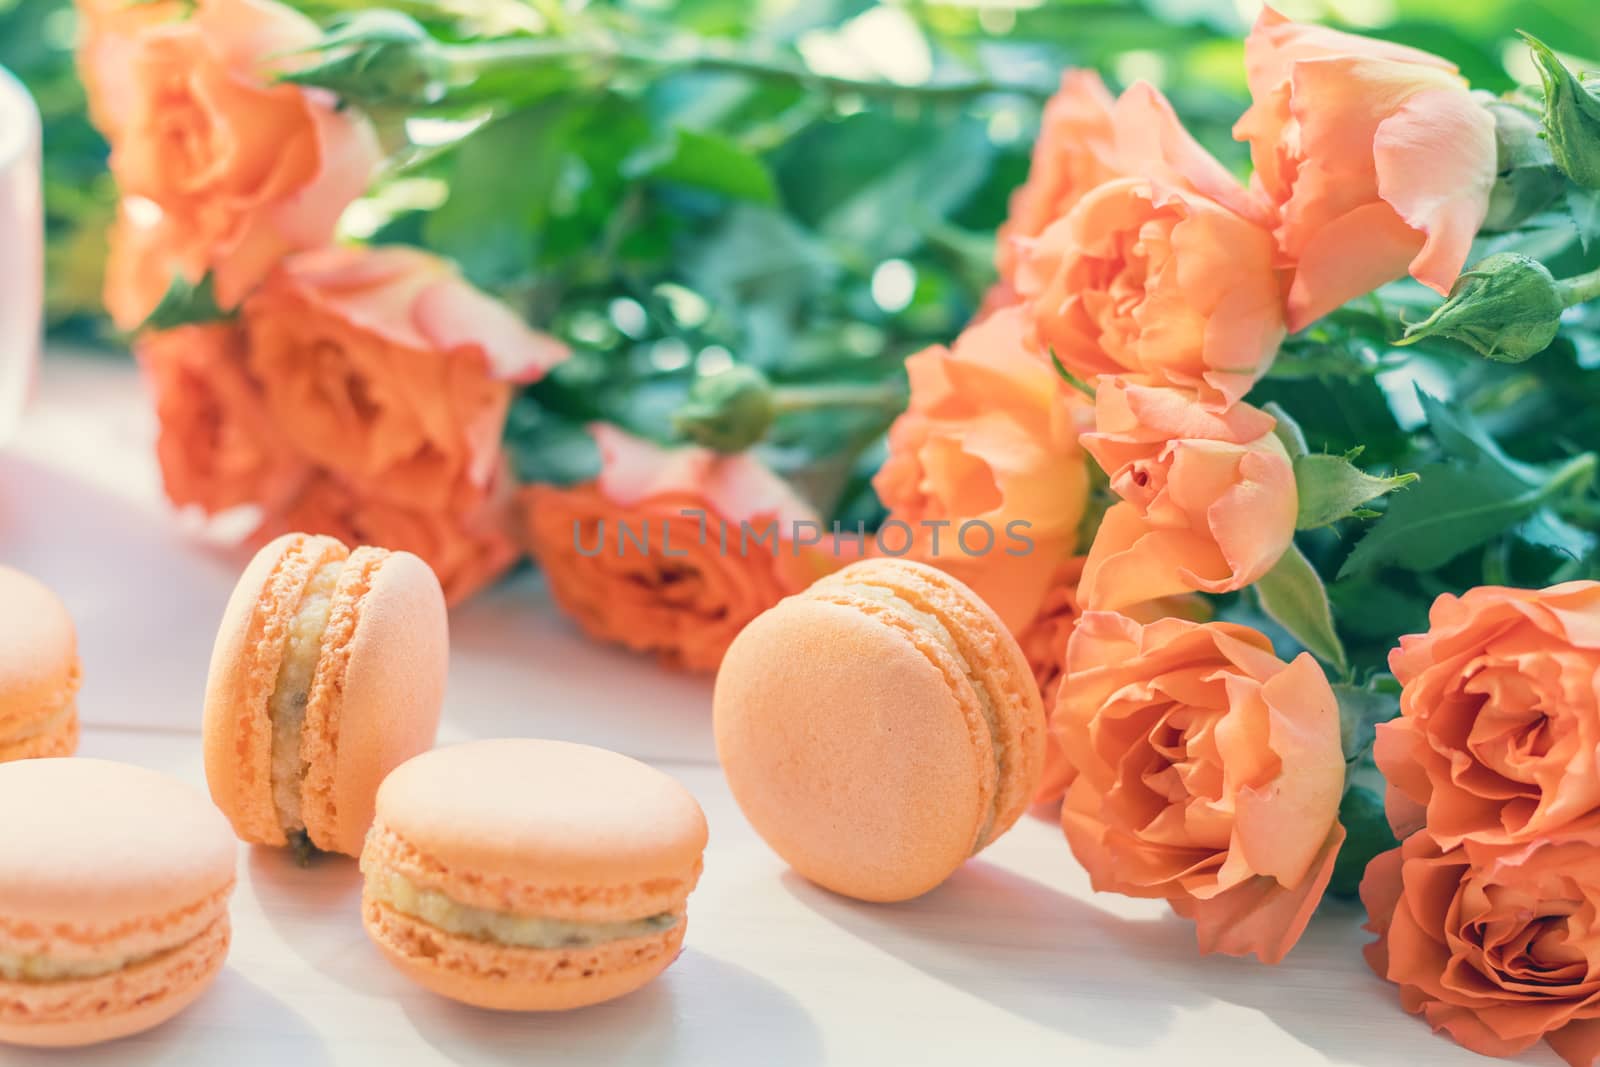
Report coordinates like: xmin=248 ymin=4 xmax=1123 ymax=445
xmin=714 ymin=558 xmax=1044 ymax=902
xmin=373 ymin=740 xmax=708 ymax=909
xmin=0 ymin=759 xmax=235 ymax=928
xmin=0 ymin=566 xmax=78 ymax=727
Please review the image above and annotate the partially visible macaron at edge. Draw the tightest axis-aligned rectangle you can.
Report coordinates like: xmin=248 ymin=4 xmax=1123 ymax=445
xmin=0 ymin=758 xmax=237 ymax=1048
xmin=714 ymin=557 xmax=1046 ymax=902
xmin=203 ymin=532 xmax=449 ymax=859
xmin=0 ymin=566 xmax=80 ymax=762
xmin=360 ymin=739 xmax=709 ymax=1011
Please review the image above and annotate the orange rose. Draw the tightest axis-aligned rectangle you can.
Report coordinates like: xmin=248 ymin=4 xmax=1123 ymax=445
xmin=262 ymin=471 xmax=521 ymax=605
xmin=244 ymin=245 xmax=567 ymax=512
xmin=521 ymin=424 xmax=838 ymax=673
xmin=1233 ymin=6 xmax=1496 ymax=330
xmin=1078 ymin=376 xmax=1296 ymax=611
xmin=1059 ymin=612 xmax=1345 ymax=963
xmin=98 ymin=0 xmax=381 ymax=323
xmin=136 ymin=323 xmax=307 ymax=517
xmin=1018 ymin=557 xmax=1209 ymax=805
xmin=1017 ymin=82 xmax=1285 ymax=409
xmin=995 ymin=70 xmax=1119 ymax=287
xmin=1362 ymin=830 xmax=1600 ymax=1065
xmin=872 ymin=305 xmax=1090 ymax=629
xmin=1377 ymin=582 xmax=1600 ymax=848
xmin=73 ymin=0 xmax=185 ymax=139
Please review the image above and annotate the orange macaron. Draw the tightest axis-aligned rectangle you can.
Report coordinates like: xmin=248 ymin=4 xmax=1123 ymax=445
xmin=0 ymin=759 xmax=236 ymax=1048
xmin=714 ymin=557 xmax=1045 ymax=902
xmin=360 ymin=739 xmax=708 ymax=1011
xmin=202 ymin=532 xmax=448 ymax=858
xmin=0 ymin=566 xmax=80 ymax=762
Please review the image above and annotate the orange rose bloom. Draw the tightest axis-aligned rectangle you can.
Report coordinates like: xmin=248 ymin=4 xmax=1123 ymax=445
xmin=1078 ymin=377 xmax=1296 ymax=611
xmin=136 ymin=323 xmax=307 ymax=517
xmin=245 ymin=245 xmax=567 ymax=512
xmin=873 ymin=306 xmax=1090 ymax=630
xmin=1017 ymin=82 xmax=1285 ymax=409
xmin=1060 ymin=612 xmax=1345 ymax=963
xmin=1377 ymin=582 xmax=1600 ymax=848
xmin=73 ymin=0 xmax=185 ymax=139
xmin=1019 ymin=557 xmax=1210 ymax=805
xmin=1362 ymin=830 xmax=1600 ymax=1066
xmin=98 ymin=0 xmax=381 ymax=323
xmin=1233 ymin=6 xmax=1496 ymax=330
xmin=522 ymin=424 xmax=837 ymax=673
xmin=262 ymin=471 xmax=522 ymax=605
xmin=995 ymin=70 xmax=1119 ymax=287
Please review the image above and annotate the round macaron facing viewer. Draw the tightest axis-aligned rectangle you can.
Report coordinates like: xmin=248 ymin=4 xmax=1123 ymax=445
xmin=713 ymin=557 xmax=1047 ymax=903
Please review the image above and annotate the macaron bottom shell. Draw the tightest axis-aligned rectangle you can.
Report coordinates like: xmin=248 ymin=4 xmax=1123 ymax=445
xmin=0 ymin=916 xmax=230 ymax=1048
xmin=362 ymin=894 xmax=686 ymax=1011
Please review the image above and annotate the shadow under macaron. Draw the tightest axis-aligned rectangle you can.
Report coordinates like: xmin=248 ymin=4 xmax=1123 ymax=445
xmin=0 ymin=968 xmax=331 ymax=1067
xmin=399 ymin=949 xmax=822 ymax=1067
xmin=241 ymin=843 xmax=369 ymax=991
xmin=779 ymin=862 xmax=1200 ymax=1050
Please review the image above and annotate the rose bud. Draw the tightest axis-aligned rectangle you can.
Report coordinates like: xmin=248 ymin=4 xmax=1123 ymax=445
xmin=1523 ymin=33 xmax=1600 ymax=190
xmin=673 ymin=365 xmax=777 ymax=454
xmin=1398 ymin=252 xmax=1564 ymax=363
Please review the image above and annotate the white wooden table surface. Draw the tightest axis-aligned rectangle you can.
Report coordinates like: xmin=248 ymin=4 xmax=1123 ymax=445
xmin=0 ymin=351 xmax=1534 ymax=1066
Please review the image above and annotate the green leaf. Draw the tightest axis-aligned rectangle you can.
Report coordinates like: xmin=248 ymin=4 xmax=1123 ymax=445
xmin=505 ymin=402 xmax=602 ymax=488
xmin=1328 ymin=779 xmax=1396 ymax=899
xmin=1415 ymin=389 xmax=1542 ymax=481
xmin=1264 ymin=401 xmax=1308 ymax=460
xmin=422 ymin=103 xmax=579 ymax=289
xmin=137 ymin=273 xmax=228 ymax=332
xmin=1293 ymin=453 xmax=1417 ymax=529
xmin=1334 ymin=678 xmax=1400 ymax=763
xmin=1338 ymin=455 xmax=1597 ymax=577
xmin=1253 ymin=541 xmax=1348 ymax=675
xmin=1516 ymin=509 xmax=1598 ymax=559
xmin=1569 ymin=186 xmax=1600 ymax=254
xmin=817 ymin=119 xmax=994 ymax=258
xmin=623 ymin=128 xmax=777 ymax=204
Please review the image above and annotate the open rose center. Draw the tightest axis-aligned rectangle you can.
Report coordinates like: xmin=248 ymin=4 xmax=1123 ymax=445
xmin=1471 ymin=895 xmax=1592 ymax=989
xmin=1073 ymin=197 xmax=1177 ymax=365
xmin=1462 ymin=661 xmax=1561 ymax=789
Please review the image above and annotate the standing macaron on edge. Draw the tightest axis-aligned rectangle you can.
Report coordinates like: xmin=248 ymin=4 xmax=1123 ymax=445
xmin=202 ymin=532 xmax=449 ymax=858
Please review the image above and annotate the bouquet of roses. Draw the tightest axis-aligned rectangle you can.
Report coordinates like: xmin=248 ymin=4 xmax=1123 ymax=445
xmin=64 ymin=0 xmax=1600 ymax=1059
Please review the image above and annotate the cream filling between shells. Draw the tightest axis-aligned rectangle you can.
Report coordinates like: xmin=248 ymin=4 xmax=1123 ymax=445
xmin=269 ymin=559 xmax=345 ymax=838
xmin=0 ymin=931 xmax=189 ymax=983
xmin=838 ymin=581 xmax=1005 ymax=851
xmin=370 ymin=868 xmax=678 ymax=949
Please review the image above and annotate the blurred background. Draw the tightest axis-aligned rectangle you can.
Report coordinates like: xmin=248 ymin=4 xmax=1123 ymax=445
xmin=8 ymin=0 xmax=1596 ymax=347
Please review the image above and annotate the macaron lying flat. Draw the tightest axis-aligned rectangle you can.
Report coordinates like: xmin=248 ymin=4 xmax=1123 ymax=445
xmin=203 ymin=533 xmax=448 ymax=858
xmin=0 ymin=566 xmax=80 ymax=762
xmin=0 ymin=759 xmax=236 ymax=1047
xmin=714 ymin=557 xmax=1045 ymax=902
xmin=360 ymin=739 xmax=708 ymax=1011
